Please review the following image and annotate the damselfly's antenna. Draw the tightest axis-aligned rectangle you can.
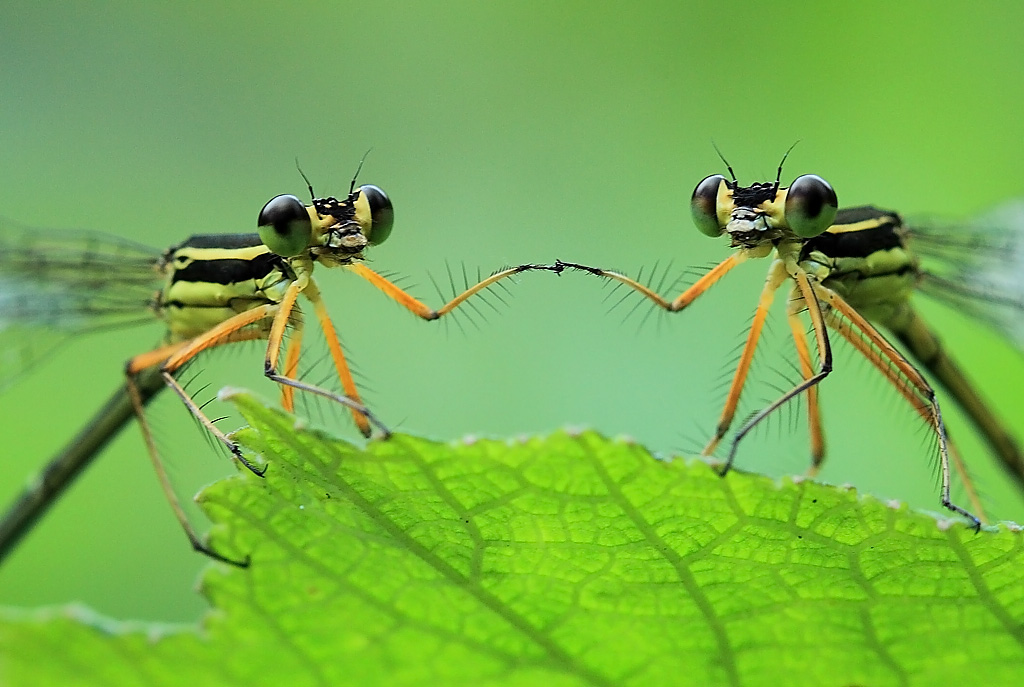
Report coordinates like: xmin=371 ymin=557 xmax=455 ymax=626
xmin=773 ymin=141 xmax=800 ymax=194
xmin=295 ymin=158 xmax=315 ymax=201
xmin=712 ymin=142 xmax=738 ymax=184
xmin=349 ymin=148 xmax=373 ymax=194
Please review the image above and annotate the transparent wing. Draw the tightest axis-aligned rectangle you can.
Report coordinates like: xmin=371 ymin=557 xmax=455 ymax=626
xmin=0 ymin=217 xmax=163 ymax=388
xmin=909 ymin=201 xmax=1024 ymax=350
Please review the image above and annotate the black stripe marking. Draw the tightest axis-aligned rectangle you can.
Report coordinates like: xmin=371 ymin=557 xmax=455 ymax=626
xmin=825 ymin=262 xmax=916 ymax=280
xmin=801 ymin=209 xmax=904 ymax=261
xmin=162 ymin=296 xmax=274 ymax=309
xmin=171 ymin=251 xmax=285 ymax=285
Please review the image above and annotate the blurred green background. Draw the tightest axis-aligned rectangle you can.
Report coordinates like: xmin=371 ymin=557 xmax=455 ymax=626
xmin=1 ymin=0 xmax=1022 ymax=623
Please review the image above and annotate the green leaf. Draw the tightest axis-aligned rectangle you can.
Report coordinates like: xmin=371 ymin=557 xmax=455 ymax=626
xmin=2 ymin=392 xmax=1023 ymax=686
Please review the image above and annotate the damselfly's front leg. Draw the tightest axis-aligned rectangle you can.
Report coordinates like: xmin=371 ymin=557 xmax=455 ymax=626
xmin=124 ymin=303 xmax=389 ymax=565
xmin=713 ymin=263 xmax=828 ymax=471
xmin=553 ymin=254 xmax=746 ymax=312
xmin=347 ymin=262 xmax=565 ymax=319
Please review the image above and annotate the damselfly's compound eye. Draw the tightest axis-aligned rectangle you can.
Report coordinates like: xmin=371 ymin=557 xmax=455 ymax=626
xmin=691 ymin=174 xmax=727 ymax=237
xmin=357 ymin=184 xmax=394 ymax=245
xmin=257 ymin=194 xmax=313 ymax=257
xmin=784 ymin=175 xmax=838 ymax=238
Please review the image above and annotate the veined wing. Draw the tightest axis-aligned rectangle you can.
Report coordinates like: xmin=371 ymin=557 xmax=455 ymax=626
xmin=0 ymin=217 xmax=163 ymax=389
xmin=909 ymin=201 xmax=1024 ymax=350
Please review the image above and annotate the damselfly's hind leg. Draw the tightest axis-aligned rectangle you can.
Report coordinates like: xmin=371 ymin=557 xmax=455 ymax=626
xmin=129 ymin=330 xmax=270 ymax=477
xmin=822 ymin=299 xmax=988 ymax=527
xmin=125 ymin=350 xmax=251 ymax=567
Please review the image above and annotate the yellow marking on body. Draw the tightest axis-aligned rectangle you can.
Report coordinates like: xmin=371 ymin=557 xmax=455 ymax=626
xmin=826 ymin=216 xmax=894 ymax=234
xmin=760 ymin=188 xmax=787 ymax=227
xmin=172 ymin=244 xmax=270 ymax=264
xmin=716 ymin=179 xmax=734 ymax=226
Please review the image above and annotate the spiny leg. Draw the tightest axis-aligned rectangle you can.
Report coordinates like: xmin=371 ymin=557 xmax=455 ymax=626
xmin=263 ymin=277 xmax=387 ymax=438
xmin=346 ymin=256 xmax=753 ymax=439
xmin=279 ymin=303 xmax=305 ymax=413
xmin=126 ymin=304 xmax=384 ymax=563
xmin=347 ymin=262 xmax=566 ymax=319
xmin=125 ymin=347 xmax=249 ymax=567
xmin=892 ymin=306 xmax=1022 ymax=490
xmin=298 ymin=279 xmax=372 ymax=436
xmin=822 ymin=301 xmax=986 ymax=526
xmin=787 ymin=294 xmax=826 ymax=475
xmin=703 ymin=260 xmax=791 ymax=459
xmin=156 ymin=304 xmax=282 ymax=475
xmin=718 ymin=270 xmax=833 ymax=486
xmin=160 ymin=371 xmax=267 ymax=475
xmin=553 ymin=253 xmax=746 ymax=312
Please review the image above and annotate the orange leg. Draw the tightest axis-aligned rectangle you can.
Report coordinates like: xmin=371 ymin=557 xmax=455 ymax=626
xmin=551 ymin=253 xmax=746 ymax=312
xmin=347 ymin=262 xmax=557 ymax=319
xmin=156 ymin=300 xmax=386 ymax=449
xmin=303 ymin=279 xmax=371 ymax=436
xmin=280 ymin=305 xmax=304 ymax=413
xmin=264 ymin=279 xmax=302 ymax=372
xmin=261 ymin=277 xmax=384 ymax=438
xmin=161 ymin=304 xmax=278 ymax=372
xmin=788 ymin=302 xmax=825 ymax=475
xmin=128 ymin=323 xmax=278 ymax=478
xmin=120 ymin=302 xmax=386 ymax=564
xmin=702 ymin=259 xmax=790 ymax=458
xmin=719 ymin=267 xmax=833 ymax=475
xmin=814 ymin=283 xmax=979 ymax=528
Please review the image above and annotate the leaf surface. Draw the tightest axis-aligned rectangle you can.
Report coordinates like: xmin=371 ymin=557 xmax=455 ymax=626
xmin=2 ymin=393 xmax=1023 ymax=686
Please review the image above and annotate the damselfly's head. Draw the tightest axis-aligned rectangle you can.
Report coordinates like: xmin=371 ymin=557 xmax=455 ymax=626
xmin=257 ymin=185 xmax=394 ymax=265
xmin=690 ymin=173 xmax=837 ymax=250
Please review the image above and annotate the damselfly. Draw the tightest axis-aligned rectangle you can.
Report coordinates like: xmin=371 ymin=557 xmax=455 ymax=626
xmin=0 ymin=175 xmax=552 ymax=565
xmin=557 ymin=159 xmax=1022 ymax=529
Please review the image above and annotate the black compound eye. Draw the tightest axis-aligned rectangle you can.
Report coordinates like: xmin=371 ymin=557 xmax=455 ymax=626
xmin=257 ymin=194 xmax=313 ymax=257
xmin=358 ymin=184 xmax=394 ymax=245
xmin=784 ymin=175 xmax=838 ymax=238
xmin=691 ymin=174 xmax=727 ymax=237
